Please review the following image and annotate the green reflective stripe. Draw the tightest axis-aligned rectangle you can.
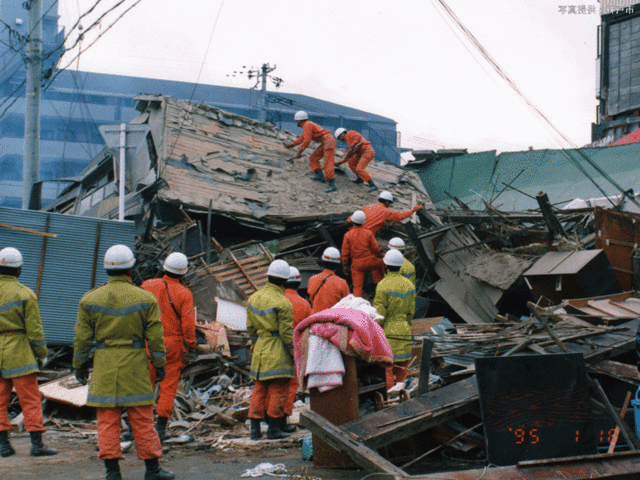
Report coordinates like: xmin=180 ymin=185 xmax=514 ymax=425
xmin=151 ymin=351 xmax=165 ymax=358
xmin=251 ymin=368 xmax=295 ymax=379
xmin=74 ymin=352 xmax=89 ymax=361
xmin=85 ymin=303 xmax=151 ymax=317
xmin=87 ymin=392 xmax=154 ymax=404
xmin=394 ymin=352 xmax=412 ymax=361
xmin=2 ymin=363 xmax=38 ymax=376
xmin=0 ymin=299 xmax=26 ymax=314
xmin=387 ymin=289 xmax=416 ymax=299
xmin=247 ymin=304 xmax=278 ymax=316
xmin=402 ymin=272 xmax=415 ymax=278
xmin=30 ymin=339 xmax=46 ymax=347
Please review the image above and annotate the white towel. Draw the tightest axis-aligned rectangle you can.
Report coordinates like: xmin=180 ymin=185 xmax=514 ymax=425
xmin=305 ymin=334 xmax=345 ymax=392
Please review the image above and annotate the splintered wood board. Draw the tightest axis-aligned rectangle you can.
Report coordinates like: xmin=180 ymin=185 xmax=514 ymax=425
xmin=40 ymin=374 xmax=88 ymax=407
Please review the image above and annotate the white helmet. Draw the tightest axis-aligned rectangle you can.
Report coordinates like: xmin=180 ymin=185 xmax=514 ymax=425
xmin=267 ymin=259 xmax=290 ymax=279
xmin=335 ymin=128 xmax=347 ymax=139
xmin=388 ymin=237 xmax=405 ymax=251
xmin=383 ymin=249 xmax=404 ymax=267
xmin=0 ymin=247 xmax=23 ymax=268
xmin=164 ymin=252 xmax=188 ymax=275
xmin=104 ymin=244 xmax=135 ymax=270
xmin=321 ymin=247 xmax=341 ymax=264
xmin=294 ymin=110 xmax=308 ymax=121
xmin=288 ymin=266 xmax=302 ymax=283
xmin=351 ymin=210 xmax=366 ymax=225
xmin=378 ymin=191 xmax=394 ymax=203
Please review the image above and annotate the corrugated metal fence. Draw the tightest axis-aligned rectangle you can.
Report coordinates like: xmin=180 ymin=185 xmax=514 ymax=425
xmin=0 ymin=207 xmax=135 ymax=345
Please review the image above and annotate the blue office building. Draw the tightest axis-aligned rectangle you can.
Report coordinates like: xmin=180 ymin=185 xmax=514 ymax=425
xmin=0 ymin=0 xmax=400 ymax=209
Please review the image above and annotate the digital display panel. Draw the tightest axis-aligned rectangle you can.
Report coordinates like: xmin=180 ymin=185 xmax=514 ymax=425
xmin=475 ymin=353 xmax=598 ymax=466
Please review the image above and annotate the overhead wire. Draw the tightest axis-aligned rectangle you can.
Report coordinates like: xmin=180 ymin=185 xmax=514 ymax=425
xmin=431 ymin=0 xmax=630 ymax=207
xmin=166 ymin=0 xmax=226 ymax=162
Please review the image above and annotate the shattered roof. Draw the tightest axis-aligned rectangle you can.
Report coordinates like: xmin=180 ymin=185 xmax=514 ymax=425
xmin=138 ymin=95 xmax=432 ymax=230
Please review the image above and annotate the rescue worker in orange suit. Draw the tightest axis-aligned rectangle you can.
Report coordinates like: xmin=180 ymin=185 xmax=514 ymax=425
xmin=360 ymin=191 xmax=423 ymax=235
xmin=307 ymin=247 xmax=350 ymax=314
xmin=284 ymin=110 xmax=338 ymax=193
xmin=141 ymin=252 xmax=196 ymax=442
xmin=283 ymin=266 xmax=311 ymax=433
xmin=247 ymin=260 xmax=295 ymax=440
xmin=373 ymin=249 xmax=416 ymax=390
xmin=73 ymin=245 xmax=174 ymax=480
xmin=334 ymin=128 xmax=378 ymax=193
xmin=0 ymin=247 xmax=58 ymax=458
xmin=341 ymin=211 xmax=385 ymax=298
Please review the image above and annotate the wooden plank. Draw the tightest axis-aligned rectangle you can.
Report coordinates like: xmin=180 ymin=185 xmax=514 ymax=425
xmin=0 ymin=222 xmax=57 ymax=238
xmin=341 ymin=376 xmax=479 ymax=450
xmin=35 ymin=215 xmax=50 ymax=298
xmin=590 ymin=377 xmax=639 ymax=450
xmin=608 ymin=390 xmax=632 ymax=453
xmin=299 ymin=410 xmax=406 ymax=478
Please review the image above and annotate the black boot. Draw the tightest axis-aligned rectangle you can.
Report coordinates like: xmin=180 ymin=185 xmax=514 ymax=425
xmin=144 ymin=458 xmax=175 ymax=480
xmin=104 ymin=458 xmax=122 ymax=480
xmin=324 ymin=179 xmax=337 ymax=193
xmin=367 ymin=180 xmax=378 ymax=192
xmin=280 ymin=416 xmax=296 ymax=433
xmin=29 ymin=431 xmax=58 ymax=457
xmin=155 ymin=416 xmax=169 ymax=442
xmin=352 ymin=177 xmax=364 ymax=184
xmin=311 ymin=170 xmax=326 ymax=183
xmin=250 ymin=418 xmax=262 ymax=440
xmin=266 ymin=417 xmax=288 ymax=440
xmin=0 ymin=430 xmax=15 ymax=458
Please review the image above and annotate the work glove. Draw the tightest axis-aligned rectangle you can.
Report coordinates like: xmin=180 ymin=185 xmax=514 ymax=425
xmin=74 ymin=367 xmax=89 ymax=386
xmin=155 ymin=366 xmax=166 ymax=384
xmin=37 ymin=357 xmax=48 ymax=370
xmin=183 ymin=350 xmax=197 ymax=365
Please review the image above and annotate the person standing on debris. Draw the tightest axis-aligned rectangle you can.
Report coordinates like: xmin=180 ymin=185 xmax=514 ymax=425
xmin=334 ymin=128 xmax=378 ymax=193
xmin=141 ymin=252 xmax=197 ymax=442
xmin=283 ymin=266 xmax=311 ymax=432
xmin=359 ymin=191 xmax=423 ymax=235
xmin=388 ymin=237 xmax=416 ymax=287
xmin=341 ymin=211 xmax=385 ymax=298
xmin=284 ymin=110 xmax=338 ymax=193
xmin=0 ymin=247 xmax=58 ymax=459
xmin=374 ymin=249 xmax=416 ymax=390
xmin=247 ymin=259 xmax=295 ymax=440
xmin=307 ymin=247 xmax=350 ymax=314
xmin=73 ymin=244 xmax=174 ymax=480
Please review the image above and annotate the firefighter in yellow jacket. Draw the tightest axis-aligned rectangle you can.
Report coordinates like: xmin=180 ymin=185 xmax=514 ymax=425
xmin=247 ymin=259 xmax=295 ymax=441
xmin=388 ymin=237 xmax=416 ymax=287
xmin=0 ymin=247 xmax=57 ymax=458
xmin=73 ymin=245 xmax=174 ymax=480
xmin=373 ymin=249 xmax=416 ymax=390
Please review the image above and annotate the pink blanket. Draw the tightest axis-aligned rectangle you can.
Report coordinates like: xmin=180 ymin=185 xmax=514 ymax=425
xmin=294 ymin=308 xmax=393 ymax=386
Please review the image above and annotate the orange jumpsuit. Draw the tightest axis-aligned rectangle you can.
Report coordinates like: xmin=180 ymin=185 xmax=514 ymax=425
xmin=307 ymin=269 xmax=350 ymax=315
xmin=341 ymin=130 xmax=375 ymax=182
xmin=284 ymin=289 xmax=311 ymax=416
xmin=290 ymin=121 xmax=336 ymax=180
xmin=341 ymin=225 xmax=385 ymax=297
xmin=142 ymin=275 xmax=196 ymax=419
xmin=362 ymin=202 xmax=418 ymax=235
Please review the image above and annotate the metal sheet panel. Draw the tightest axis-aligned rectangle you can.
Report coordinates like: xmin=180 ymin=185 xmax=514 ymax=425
xmin=0 ymin=207 xmax=135 ymax=345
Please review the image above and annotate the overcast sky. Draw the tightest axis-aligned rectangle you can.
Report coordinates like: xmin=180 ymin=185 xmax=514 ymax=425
xmin=56 ymin=0 xmax=601 ymax=153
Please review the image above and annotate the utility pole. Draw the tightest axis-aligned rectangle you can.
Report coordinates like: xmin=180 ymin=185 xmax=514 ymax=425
xmin=22 ymin=0 xmax=43 ymax=209
xmin=257 ymin=63 xmax=276 ymax=122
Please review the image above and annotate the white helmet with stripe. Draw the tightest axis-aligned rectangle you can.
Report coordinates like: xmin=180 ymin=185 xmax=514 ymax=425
xmin=321 ymin=247 xmax=341 ymax=264
xmin=0 ymin=247 xmax=23 ymax=268
xmin=164 ymin=252 xmax=188 ymax=275
xmin=267 ymin=259 xmax=290 ymax=279
xmin=104 ymin=244 xmax=135 ymax=270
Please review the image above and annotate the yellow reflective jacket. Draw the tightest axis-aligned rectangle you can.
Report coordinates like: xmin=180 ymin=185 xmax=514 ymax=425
xmin=0 ymin=275 xmax=48 ymax=378
xmin=373 ymin=271 xmax=415 ymax=362
xmin=246 ymin=282 xmax=294 ymax=381
xmin=400 ymin=257 xmax=416 ymax=287
xmin=73 ymin=276 xmax=165 ymax=408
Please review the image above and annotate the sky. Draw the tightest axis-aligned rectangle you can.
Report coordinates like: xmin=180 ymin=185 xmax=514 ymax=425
xmin=56 ymin=0 xmax=602 ymax=154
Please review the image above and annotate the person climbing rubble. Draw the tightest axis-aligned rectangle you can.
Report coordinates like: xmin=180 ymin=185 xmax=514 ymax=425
xmin=307 ymin=247 xmax=350 ymax=314
xmin=334 ymin=127 xmax=378 ymax=192
xmin=284 ymin=110 xmax=338 ymax=193
xmin=141 ymin=252 xmax=197 ymax=442
xmin=359 ymin=191 xmax=423 ymax=235
xmin=0 ymin=247 xmax=58 ymax=459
